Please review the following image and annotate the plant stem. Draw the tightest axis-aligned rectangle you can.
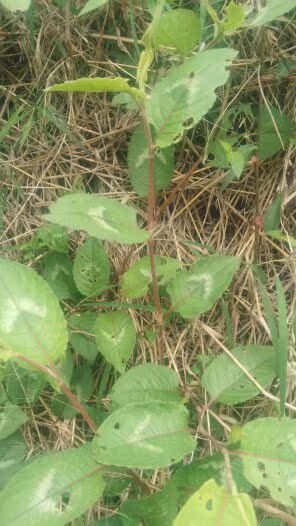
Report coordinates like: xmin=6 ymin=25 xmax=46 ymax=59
xmin=13 ymin=353 xmax=97 ymax=433
xmin=254 ymin=500 xmax=296 ymax=526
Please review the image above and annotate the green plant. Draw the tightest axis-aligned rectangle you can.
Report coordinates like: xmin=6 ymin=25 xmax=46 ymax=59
xmin=1 ymin=1 xmax=296 ymax=525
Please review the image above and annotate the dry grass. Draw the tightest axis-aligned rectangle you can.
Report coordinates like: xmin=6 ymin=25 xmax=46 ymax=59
xmin=0 ymin=0 xmax=296 ymax=521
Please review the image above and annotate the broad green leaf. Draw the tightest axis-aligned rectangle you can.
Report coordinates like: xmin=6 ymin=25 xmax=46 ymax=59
xmin=120 ymin=483 xmax=178 ymax=526
xmin=258 ymin=106 xmax=295 ymax=161
xmin=152 ymin=9 xmax=200 ymax=55
xmin=5 ymin=362 xmax=46 ymax=405
xmin=228 ymin=150 xmax=245 ymax=179
xmin=264 ymin=193 xmax=282 ymax=232
xmin=240 ymin=417 xmax=296 ymax=507
xmin=0 ymin=431 xmax=27 ymax=490
xmin=42 ymin=252 xmax=78 ymax=301
xmin=267 ymin=230 xmax=296 ymax=247
xmin=202 ymin=345 xmax=277 ymax=404
xmin=95 ymin=312 xmax=136 ymax=373
xmin=47 ymin=77 xmax=142 ymax=98
xmin=78 ymin=0 xmax=108 ymax=17
xmin=121 ymin=255 xmax=181 ymax=299
xmin=32 ymin=224 xmax=68 ymax=253
xmin=43 ymin=193 xmax=149 ymax=244
xmin=73 ymin=238 xmax=110 ymax=297
xmin=147 ymin=49 xmax=237 ymax=148
xmin=0 ymin=0 xmax=31 ymax=11
xmin=110 ymin=363 xmax=182 ymax=407
xmin=249 ymin=0 xmax=296 ymax=27
xmin=92 ymin=402 xmax=195 ymax=468
xmin=167 ymin=255 xmax=240 ymax=319
xmin=0 ymin=401 xmax=27 ymax=440
xmin=127 ymin=125 xmax=174 ymax=197
xmin=0 ymin=259 xmax=68 ymax=365
xmin=0 ymin=444 xmax=105 ymax=526
xmin=223 ymin=1 xmax=246 ymax=34
xmin=111 ymin=93 xmax=138 ymax=110
xmin=171 ymin=452 xmax=251 ymax=505
xmin=174 ymin=479 xmax=256 ymax=526
xmin=68 ymin=311 xmax=98 ymax=364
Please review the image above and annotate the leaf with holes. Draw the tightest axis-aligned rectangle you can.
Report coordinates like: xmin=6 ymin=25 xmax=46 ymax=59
xmin=0 ymin=444 xmax=105 ymax=526
xmin=0 ymin=0 xmax=31 ymax=11
xmin=127 ymin=125 xmax=174 ymax=197
xmin=47 ymin=77 xmax=142 ymax=99
xmin=78 ymin=0 xmax=108 ymax=16
xmin=248 ymin=0 xmax=296 ymax=27
xmin=92 ymin=402 xmax=195 ymax=468
xmin=68 ymin=311 xmax=98 ymax=364
xmin=95 ymin=312 xmax=136 ymax=373
xmin=147 ymin=48 xmax=237 ymax=148
xmin=258 ymin=106 xmax=295 ymax=161
xmin=121 ymin=255 xmax=181 ymax=299
xmin=0 ymin=259 xmax=68 ymax=365
xmin=42 ymin=252 xmax=78 ymax=301
xmin=202 ymin=345 xmax=277 ymax=404
xmin=174 ymin=479 xmax=256 ymax=526
xmin=43 ymin=193 xmax=149 ymax=244
xmin=73 ymin=238 xmax=110 ymax=297
xmin=0 ymin=401 xmax=28 ymax=440
xmin=151 ymin=9 xmax=200 ymax=55
xmin=240 ymin=417 xmax=296 ymax=507
xmin=32 ymin=224 xmax=68 ymax=253
xmin=167 ymin=255 xmax=240 ymax=319
xmin=110 ymin=363 xmax=182 ymax=408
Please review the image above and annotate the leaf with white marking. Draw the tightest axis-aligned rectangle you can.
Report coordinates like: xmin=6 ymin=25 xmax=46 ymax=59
xmin=248 ymin=0 xmax=296 ymax=27
xmin=110 ymin=363 xmax=182 ymax=407
xmin=95 ymin=312 xmax=136 ymax=373
xmin=0 ymin=431 xmax=27 ymax=490
xmin=0 ymin=444 xmax=105 ymax=526
xmin=127 ymin=125 xmax=174 ymax=197
xmin=43 ymin=193 xmax=149 ymax=244
xmin=147 ymin=49 xmax=237 ymax=148
xmin=73 ymin=238 xmax=110 ymax=297
xmin=92 ymin=402 xmax=195 ymax=468
xmin=0 ymin=258 xmax=68 ymax=365
xmin=167 ymin=255 xmax=241 ymax=319
xmin=121 ymin=255 xmax=181 ymax=299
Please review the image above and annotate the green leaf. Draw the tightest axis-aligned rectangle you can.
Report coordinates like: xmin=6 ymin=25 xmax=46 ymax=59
xmin=147 ymin=48 xmax=237 ymax=148
xmin=171 ymin=452 xmax=251 ymax=505
xmin=228 ymin=150 xmax=245 ymax=179
xmin=167 ymin=255 xmax=240 ymax=319
xmin=174 ymin=479 xmax=256 ymax=526
xmin=68 ymin=311 xmax=98 ymax=364
xmin=0 ymin=0 xmax=31 ymax=11
xmin=0 ymin=401 xmax=27 ymax=440
xmin=78 ymin=0 xmax=108 ymax=17
xmin=5 ymin=362 xmax=46 ymax=405
xmin=258 ymin=106 xmax=295 ymax=161
xmin=0 ymin=431 xmax=27 ymax=490
xmin=152 ymin=9 xmax=200 ymax=55
xmin=240 ymin=417 xmax=296 ymax=507
xmin=73 ymin=238 xmax=110 ymax=297
xmin=110 ymin=363 xmax=182 ymax=407
xmin=112 ymin=93 xmax=138 ymax=110
xmin=0 ymin=259 xmax=68 ymax=366
xmin=0 ymin=444 xmax=105 ymax=526
xmin=103 ymin=466 xmax=131 ymax=497
xmin=249 ymin=0 xmax=296 ymax=27
xmin=43 ymin=193 xmax=149 ymax=244
xmin=202 ymin=345 xmax=277 ymax=404
xmin=127 ymin=125 xmax=174 ymax=197
xmin=223 ymin=1 xmax=246 ymax=34
xmin=32 ymin=224 xmax=68 ymax=253
xmin=95 ymin=312 xmax=136 ymax=373
xmin=121 ymin=255 xmax=181 ymax=299
xmin=92 ymin=402 xmax=195 ymax=468
xmin=264 ymin=193 xmax=282 ymax=232
xmin=47 ymin=77 xmax=142 ymax=98
xmin=120 ymin=483 xmax=178 ymax=526
xmin=267 ymin=230 xmax=296 ymax=246
xmin=42 ymin=252 xmax=78 ymax=301
xmin=51 ymin=363 xmax=93 ymax=418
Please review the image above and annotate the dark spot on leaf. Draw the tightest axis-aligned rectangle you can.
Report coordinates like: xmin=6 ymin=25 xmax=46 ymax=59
xmin=277 ymin=442 xmax=283 ymax=448
xmin=182 ymin=117 xmax=194 ymax=128
xmin=263 ymin=473 xmax=267 ymax=479
xmin=258 ymin=462 xmax=265 ymax=472
xmin=189 ymin=71 xmax=195 ymax=79
xmin=171 ymin=458 xmax=176 ymax=463
xmin=173 ymin=134 xmax=182 ymax=143
xmin=240 ymin=384 xmax=245 ymax=389
xmin=114 ymin=422 xmax=120 ymax=430
xmin=278 ymin=487 xmax=282 ymax=492
xmin=206 ymin=499 xmax=213 ymax=511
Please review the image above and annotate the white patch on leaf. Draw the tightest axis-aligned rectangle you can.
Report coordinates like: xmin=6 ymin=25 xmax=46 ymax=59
xmin=129 ymin=415 xmax=162 ymax=453
xmin=1 ymin=298 xmax=47 ymax=334
xmin=100 ymin=325 xmax=126 ymax=345
xmin=34 ymin=469 xmax=61 ymax=514
xmin=88 ymin=207 xmax=119 ymax=234
xmin=136 ymin=150 xmax=149 ymax=168
xmin=187 ymin=273 xmax=213 ymax=298
xmin=139 ymin=268 xmax=151 ymax=278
